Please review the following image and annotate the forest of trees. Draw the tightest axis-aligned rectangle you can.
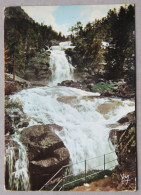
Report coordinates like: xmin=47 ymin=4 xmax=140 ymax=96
xmin=68 ymin=4 xmax=135 ymax=84
xmin=4 ymin=5 xmax=135 ymax=86
xmin=4 ymin=6 xmax=66 ymax=79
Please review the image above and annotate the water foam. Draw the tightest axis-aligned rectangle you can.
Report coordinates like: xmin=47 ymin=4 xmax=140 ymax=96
xmin=7 ymin=41 xmax=135 ymax=188
xmin=12 ymin=86 xmax=135 ymax=174
xmin=49 ymin=42 xmax=74 ymax=86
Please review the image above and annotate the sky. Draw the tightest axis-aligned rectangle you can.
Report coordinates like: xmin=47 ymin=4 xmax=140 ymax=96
xmin=22 ymin=4 xmax=127 ymax=36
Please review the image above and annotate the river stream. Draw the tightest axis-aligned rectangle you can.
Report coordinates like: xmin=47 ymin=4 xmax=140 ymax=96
xmin=6 ymin=42 xmax=135 ymax=190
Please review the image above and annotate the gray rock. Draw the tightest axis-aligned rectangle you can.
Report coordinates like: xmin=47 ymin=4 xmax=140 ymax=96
xmin=29 ymin=147 xmax=69 ymax=175
xmin=24 ymin=51 xmax=51 ymax=81
xmin=20 ymin=124 xmax=64 ymax=161
xmin=20 ymin=124 xmax=70 ymax=190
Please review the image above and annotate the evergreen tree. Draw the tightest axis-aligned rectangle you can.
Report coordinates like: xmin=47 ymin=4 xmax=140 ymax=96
xmin=4 ymin=6 xmax=65 ymax=79
xmin=104 ymin=5 xmax=135 ymax=80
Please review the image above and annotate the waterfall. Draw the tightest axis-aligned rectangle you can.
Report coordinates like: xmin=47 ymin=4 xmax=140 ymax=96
xmin=12 ymin=87 xmax=135 ymax=175
xmin=5 ymin=104 xmax=30 ymax=191
xmin=7 ymin=41 xmax=135 ymax=189
xmin=49 ymin=42 xmax=74 ymax=86
xmin=5 ymin=136 xmax=30 ymax=190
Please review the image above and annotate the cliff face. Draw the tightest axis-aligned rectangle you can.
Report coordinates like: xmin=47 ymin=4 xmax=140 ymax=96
xmin=24 ymin=51 xmax=51 ymax=84
xmin=116 ymin=123 xmax=136 ymax=167
xmin=111 ymin=112 xmax=136 ymax=191
xmin=5 ymin=6 xmax=34 ymax=22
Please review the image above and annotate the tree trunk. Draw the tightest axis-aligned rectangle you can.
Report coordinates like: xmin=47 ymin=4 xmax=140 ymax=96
xmin=13 ymin=55 xmax=15 ymax=81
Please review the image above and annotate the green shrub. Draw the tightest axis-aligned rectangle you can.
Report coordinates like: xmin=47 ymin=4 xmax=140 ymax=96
xmin=92 ymin=82 xmax=118 ymax=93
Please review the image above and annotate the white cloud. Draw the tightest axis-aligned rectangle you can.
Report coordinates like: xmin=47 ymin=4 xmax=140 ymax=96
xmin=80 ymin=4 xmax=127 ymax=23
xmin=22 ymin=4 xmax=129 ymax=36
xmin=22 ymin=6 xmax=69 ymax=35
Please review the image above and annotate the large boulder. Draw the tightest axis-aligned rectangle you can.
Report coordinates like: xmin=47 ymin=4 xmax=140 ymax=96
xmin=29 ymin=147 xmax=69 ymax=190
xmin=101 ymin=83 xmax=135 ymax=99
xmin=111 ymin=122 xmax=136 ymax=191
xmin=58 ymin=80 xmax=83 ymax=89
xmin=118 ymin=111 xmax=135 ymax=124
xmin=116 ymin=83 xmax=135 ymax=99
xmin=20 ymin=124 xmax=64 ymax=161
xmin=20 ymin=124 xmax=70 ymax=190
xmin=109 ymin=111 xmax=135 ymax=146
xmin=5 ymin=73 xmax=32 ymax=95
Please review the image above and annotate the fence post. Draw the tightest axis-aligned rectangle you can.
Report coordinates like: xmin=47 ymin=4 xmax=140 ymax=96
xmin=62 ymin=168 xmax=64 ymax=191
xmin=104 ymin=154 xmax=105 ymax=171
xmin=85 ymin=160 xmax=87 ymax=183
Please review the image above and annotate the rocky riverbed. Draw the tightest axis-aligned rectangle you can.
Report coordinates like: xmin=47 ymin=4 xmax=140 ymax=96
xmin=5 ymin=41 xmax=136 ymax=191
xmin=58 ymin=79 xmax=135 ymax=99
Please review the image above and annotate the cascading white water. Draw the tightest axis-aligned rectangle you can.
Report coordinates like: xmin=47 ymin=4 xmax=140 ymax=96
xmin=12 ymin=88 xmax=135 ymax=175
xmin=6 ymin=139 xmax=30 ymax=190
xmin=8 ymin=41 xmax=135 ymax=188
xmin=5 ymin=105 xmax=30 ymax=190
xmin=49 ymin=42 xmax=74 ymax=86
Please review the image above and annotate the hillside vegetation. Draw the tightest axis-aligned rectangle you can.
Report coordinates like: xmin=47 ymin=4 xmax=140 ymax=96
xmin=67 ymin=5 xmax=135 ymax=85
xmin=4 ymin=6 xmax=66 ymax=79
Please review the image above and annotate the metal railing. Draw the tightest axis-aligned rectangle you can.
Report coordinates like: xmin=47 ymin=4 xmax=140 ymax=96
xmin=39 ymin=151 xmax=117 ymax=191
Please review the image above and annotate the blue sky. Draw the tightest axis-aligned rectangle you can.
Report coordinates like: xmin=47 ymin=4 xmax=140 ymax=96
xmin=22 ymin=4 xmax=127 ymax=36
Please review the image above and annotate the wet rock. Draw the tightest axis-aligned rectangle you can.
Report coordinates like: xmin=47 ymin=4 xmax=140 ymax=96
xmin=87 ymin=83 xmax=94 ymax=90
xmin=111 ymin=122 xmax=136 ymax=191
xmin=29 ymin=147 xmax=69 ymax=175
xmin=18 ymin=121 xmax=29 ymax=128
xmin=101 ymin=91 xmax=114 ymax=97
xmin=57 ymin=96 xmax=78 ymax=106
xmin=82 ymin=96 xmax=95 ymax=101
xmin=22 ymin=121 xmax=29 ymax=127
xmin=83 ymin=68 xmax=89 ymax=72
xmin=13 ymin=116 xmax=21 ymax=125
xmin=20 ymin=124 xmax=64 ymax=161
xmin=13 ymin=111 xmax=19 ymax=115
xmin=118 ymin=117 xmax=129 ymax=124
xmin=100 ymin=82 xmax=135 ymax=99
xmin=116 ymin=83 xmax=135 ymax=99
xmin=97 ymin=102 xmax=123 ymax=115
xmin=58 ymin=80 xmax=82 ymax=89
xmin=109 ymin=111 xmax=135 ymax=147
xmin=30 ymin=145 xmax=70 ymax=190
xmin=109 ymin=129 xmax=125 ymax=146
xmin=118 ymin=111 xmax=135 ymax=124
xmin=80 ymin=72 xmax=89 ymax=79
xmin=5 ymin=113 xmax=14 ymax=134
xmin=20 ymin=124 xmax=70 ymax=190
xmin=5 ymin=74 xmax=32 ymax=95
xmin=116 ymin=123 xmax=136 ymax=166
xmin=106 ymin=123 xmax=121 ymax=129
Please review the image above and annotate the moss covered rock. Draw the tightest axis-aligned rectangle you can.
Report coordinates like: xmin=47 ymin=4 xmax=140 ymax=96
xmin=97 ymin=102 xmax=123 ymax=115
